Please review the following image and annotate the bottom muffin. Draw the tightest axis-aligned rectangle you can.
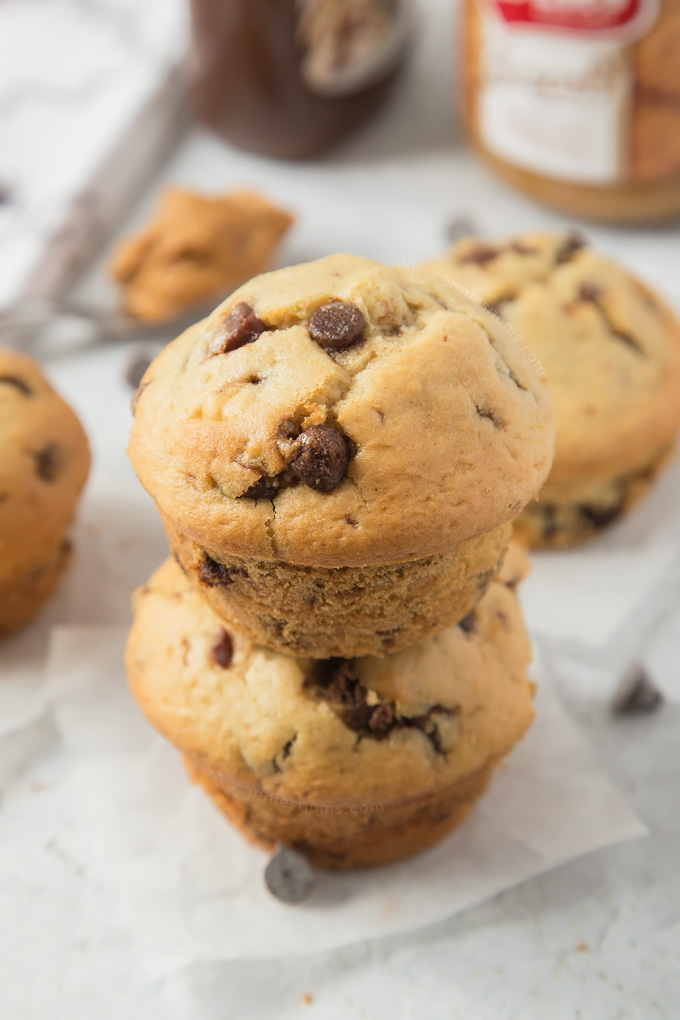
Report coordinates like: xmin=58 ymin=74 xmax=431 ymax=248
xmin=125 ymin=553 xmax=534 ymax=870
xmin=515 ymin=443 xmax=674 ymax=550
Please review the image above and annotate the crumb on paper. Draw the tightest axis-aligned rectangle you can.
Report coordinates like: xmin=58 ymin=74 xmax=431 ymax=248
xmin=576 ymin=941 xmax=588 ymax=953
xmin=109 ymin=187 xmax=294 ymax=323
xmin=302 ymin=992 xmax=313 ymax=1005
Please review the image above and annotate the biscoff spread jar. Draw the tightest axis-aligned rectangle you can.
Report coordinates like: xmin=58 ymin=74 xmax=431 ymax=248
xmin=462 ymin=0 xmax=680 ymax=222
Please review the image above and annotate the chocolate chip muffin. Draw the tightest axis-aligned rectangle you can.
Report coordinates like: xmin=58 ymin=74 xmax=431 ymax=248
xmin=425 ymin=234 xmax=680 ymax=548
xmin=126 ymin=553 xmax=534 ymax=869
xmin=129 ymin=254 xmax=553 ymax=656
xmin=0 ymin=349 xmax=90 ymax=635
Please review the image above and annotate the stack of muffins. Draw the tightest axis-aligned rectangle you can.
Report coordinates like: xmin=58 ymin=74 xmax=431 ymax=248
xmin=125 ymin=254 xmax=554 ymax=869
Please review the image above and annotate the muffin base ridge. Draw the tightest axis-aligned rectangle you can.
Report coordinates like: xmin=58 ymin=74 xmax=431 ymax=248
xmin=185 ymin=755 xmax=496 ymax=870
xmin=166 ymin=517 xmax=512 ymax=658
xmin=515 ymin=444 xmax=674 ymax=549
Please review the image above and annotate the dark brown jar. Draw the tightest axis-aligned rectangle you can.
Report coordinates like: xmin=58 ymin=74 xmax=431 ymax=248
xmin=189 ymin=0 xmax=412 ymax=159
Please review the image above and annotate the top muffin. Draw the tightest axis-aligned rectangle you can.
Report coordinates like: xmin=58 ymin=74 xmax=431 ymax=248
xmin=129 ymin=254 xmax=553 ymax=566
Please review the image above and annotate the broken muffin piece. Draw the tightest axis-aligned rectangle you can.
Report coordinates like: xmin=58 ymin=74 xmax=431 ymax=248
xmin=109 ymin=187 xmax=294 ymax=323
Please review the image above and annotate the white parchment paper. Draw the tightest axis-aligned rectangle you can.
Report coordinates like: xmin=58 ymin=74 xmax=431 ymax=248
xmin=46 ymin=625 xmax=646 ymax=975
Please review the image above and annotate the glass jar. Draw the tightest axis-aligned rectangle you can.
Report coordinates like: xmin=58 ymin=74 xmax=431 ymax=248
xmin=461 ymin=0 xmax=680 ymax=223
xmin=189 ymin=0 xmax=412 ymax=160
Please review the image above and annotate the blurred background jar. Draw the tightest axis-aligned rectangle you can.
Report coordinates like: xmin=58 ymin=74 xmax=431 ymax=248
xmin=189 ymin=0 xmax=413 ymax=160
xmin=462 ymin=0 xmax=680 ymax=223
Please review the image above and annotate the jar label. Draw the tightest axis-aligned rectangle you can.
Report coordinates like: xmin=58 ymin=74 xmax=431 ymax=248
xmin=473 ymin=0 xmax=680 ymax=184
xmin=296 ymin=0 xmax=411 ymax=98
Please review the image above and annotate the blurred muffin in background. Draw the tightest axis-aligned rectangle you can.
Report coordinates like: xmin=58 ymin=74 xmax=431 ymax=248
xmin=0 ymin=349 xmax=90 ymax=636
xmin=425 ymin=233 xmax=680 ymax=548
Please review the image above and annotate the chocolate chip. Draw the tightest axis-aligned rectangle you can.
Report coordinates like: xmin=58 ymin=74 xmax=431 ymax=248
xmin=556 ymin=231 xmax=587 ymax=265
xmin=578 ymin=282 xmax=600 ymax=303
xmin=34 ymin=442 xmax=62 ymax=482
xmin=289 ymin=425 xmax=349 ymax=492
xmin=199 ymin=553 xmax=246 ymax=587
xmin=308 ymin=302 xmax=365 ymax=350
xmin=369 ymin=702 xmax=395 ymax=732
xmin=458 ymin=245 xmax=498 ymax=267
xmin=580 ymin=501 xmax=624 ymax=530
xmin=264 ymin=847 xmax=316 ymax=905
xmin=445 ymin=215 xmax=476 ymax=243
xmin=458 ymin=612 xmax=476 ymax=633
xmin=612 ymin=664 xmax=664 ymax=716
xmin=125 ymin=350 xmax=153 ymax=390
xmin=242 ymin=474 xmax=282 ymax=500
xmin=0 ymin=375 xmax=33 ymax=396
xmin=218 ymin=302 xmax=267 ymax=353
xmin=211 ymin=628 xmax=233 ymax=668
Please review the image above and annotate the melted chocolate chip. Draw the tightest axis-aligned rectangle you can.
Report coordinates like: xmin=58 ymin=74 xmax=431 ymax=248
xmin=211 ymin=628 xmax=234 ymax=668
xmin=458 ymin=245 xmax=499 ymax=267
xmin=242 ymin=474 xmax=283 ymax=500
xmin=308 ymin=659 xmax=454 ymax=751
xmin=555 ymin=231 xmax=587 ymax=265
xmin=34 ymin=442 xmax=62 ymax=482
xmin=289 ymin=425 xmax=349 ymax=492
xmin=0 ymin=375 xmax=33 ymax=396
xmin=199 ymin=553 xmax=246 ymax=587
xmin=308 ymin=302 xmax=365 ymax=349
xmin=218 ymin=302 xmax=268 ymax=353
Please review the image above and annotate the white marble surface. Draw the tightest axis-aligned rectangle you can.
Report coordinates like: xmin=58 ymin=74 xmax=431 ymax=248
xmin=1 ymin=0 xmax=680 ymax=1016
xmin=0 ymin=0 xmax=186 ymax=306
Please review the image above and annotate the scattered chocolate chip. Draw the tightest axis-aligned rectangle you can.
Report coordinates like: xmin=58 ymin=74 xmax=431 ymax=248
xmin=218 ymin=302 xmax=268 ymax=354
xmin=458 ymin=245 xmax=498 ymax=267
xmin=125 ymin=350 xmax=153 ymax=390
xmin=264 ymin=847 xmax=316 ymax=905
xmin=198 ymin=553 xmax=246 ymax=587
xmin=308 ymin=302 xmax=365 ymax=350
xmin=34 ymin=442 xmax=62 ymax=482
xmin=289 ymin=425 xmax=350 ymax=492
xmin=578 ymin=282 xmax=600 ymax=303
xmin=211 ymin=628 xmax=233 ymax=668
xmin=445 ymin=215 xmax=476 ymax=243
xmin=612 ymin=664 xmax=664 ymax=716
xmin=555 ymin=231 xmax=587 ymax=265
xmin=0 ymin=375 xmax=33 ymax=396
xmin=458 ymin=612 xmax=476 ymax=633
